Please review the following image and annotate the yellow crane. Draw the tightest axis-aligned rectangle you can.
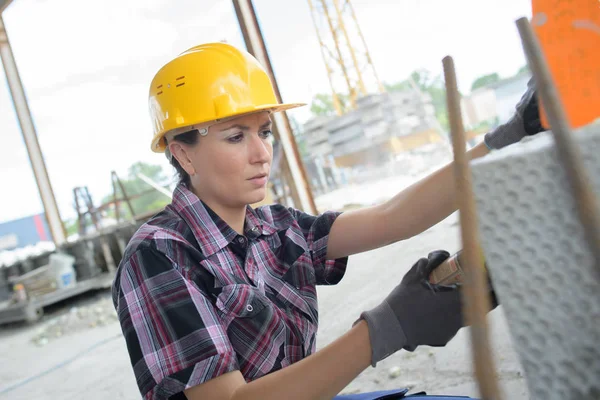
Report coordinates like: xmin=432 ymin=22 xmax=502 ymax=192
xmin=307 ymin=0 xmax=385 ymax=115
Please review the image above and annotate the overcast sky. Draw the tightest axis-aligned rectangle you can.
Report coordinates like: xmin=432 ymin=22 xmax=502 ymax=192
xmin=0 ymin=0 xmax=532 ymax=223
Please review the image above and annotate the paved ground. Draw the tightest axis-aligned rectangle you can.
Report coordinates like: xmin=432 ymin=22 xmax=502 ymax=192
xmin=0 ymin=214 xmax=530 ymax=399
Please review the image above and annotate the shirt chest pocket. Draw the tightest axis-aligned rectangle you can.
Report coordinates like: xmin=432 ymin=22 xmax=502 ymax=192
xmin=216 ymin=284 xmax=270 ymax=319
xmin=255 ymin=234 xmax=319 ymax=335
xmin=215 ymin=284 xmax=290 ymax=373
xmin=261 ymin=233 xmax=317 ymax=290
xmin=215 ymin=284 xmax=281 ymax=345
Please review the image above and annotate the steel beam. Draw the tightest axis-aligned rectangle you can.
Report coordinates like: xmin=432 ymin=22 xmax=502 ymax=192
xmin=0 ymin=15 xmax=66 ymax=245
xmin=0 ymin=0 xmax=13 ymax=14
xmin=232 ymin=0 xmax=317 ymax=214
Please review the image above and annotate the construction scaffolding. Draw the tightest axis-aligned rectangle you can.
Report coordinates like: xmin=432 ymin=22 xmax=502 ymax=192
xmin=307 ymin=0 xmax=385 ymax=115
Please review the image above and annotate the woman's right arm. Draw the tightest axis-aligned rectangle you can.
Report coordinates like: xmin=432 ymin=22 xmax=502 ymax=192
xmin=184 ymin=320 xmax=372 ymax=400
xmin=114 ymin=244 xmax=466 ymax=399
xmin=185 ymin=250 xmax=467 ymax=400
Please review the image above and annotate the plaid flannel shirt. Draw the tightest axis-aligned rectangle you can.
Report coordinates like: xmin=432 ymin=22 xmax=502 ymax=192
xmin=112 ymin=184 xmax=348 ymax=399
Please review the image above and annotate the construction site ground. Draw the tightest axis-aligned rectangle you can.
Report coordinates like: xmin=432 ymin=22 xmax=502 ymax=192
xmin=0 ymin=214 xmax=528 ymax=400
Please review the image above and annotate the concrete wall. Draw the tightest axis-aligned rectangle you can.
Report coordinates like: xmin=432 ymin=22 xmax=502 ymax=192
xmin=462 ymin=87 xmax=497 ymax=126
xmin=302 ymin=89 xmax=438 ymax=169
xmin=461 ymin=73 xmax=532 ymax=128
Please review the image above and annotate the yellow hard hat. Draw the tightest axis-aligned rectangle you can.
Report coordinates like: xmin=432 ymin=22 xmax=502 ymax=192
xmin=148 ymin=42 xmax=305 ymax=152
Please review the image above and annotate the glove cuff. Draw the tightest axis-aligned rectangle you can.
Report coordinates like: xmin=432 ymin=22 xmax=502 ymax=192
xmin=358 ymin=302 xmax=407 ymax=368
xmin=484 ymin=114 xmax=526 ymax=150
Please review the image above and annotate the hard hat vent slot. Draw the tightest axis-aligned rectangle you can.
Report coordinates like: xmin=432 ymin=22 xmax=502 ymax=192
xmin=176 ymin=76 xmax=185 ymax=80
xmin=157 ymin=84 xmax=163 ymax=89
xmin=157 ymin=91 xmax=163 ymax=95
xmin=176 ymin=82 xmax=185 ymax=87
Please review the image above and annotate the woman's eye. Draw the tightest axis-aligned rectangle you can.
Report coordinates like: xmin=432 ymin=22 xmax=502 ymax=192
xmin=228 ymin=134 xmax=244 ymax=143
xmin=260 ymin=130 xmax=273 ymax=139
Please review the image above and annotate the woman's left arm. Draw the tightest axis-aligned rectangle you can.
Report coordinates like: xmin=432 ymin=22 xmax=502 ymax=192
xmin=326 ymin=142 xmax=488 ymax=260
xmin=326 ymin=77 xmax=543 ymax=260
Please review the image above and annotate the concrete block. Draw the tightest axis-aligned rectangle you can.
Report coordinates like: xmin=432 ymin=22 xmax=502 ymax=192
xmin=471 ymin=122 xmax=600 ymax=399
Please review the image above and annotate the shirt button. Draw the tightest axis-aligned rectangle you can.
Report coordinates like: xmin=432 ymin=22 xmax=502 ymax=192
xmin=237 ymin=237 xmax=246 ymax=245
xmin=246 ymin=304 xmax=254 ymax=312
xmin=251 ymin=227 xmax=258 ymax=232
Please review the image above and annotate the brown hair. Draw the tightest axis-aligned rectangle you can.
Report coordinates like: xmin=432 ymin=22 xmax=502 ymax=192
xmin=166 ymin=129 xmax=200 ymax=186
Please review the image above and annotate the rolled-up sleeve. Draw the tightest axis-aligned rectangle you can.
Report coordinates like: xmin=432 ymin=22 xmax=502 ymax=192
xmin=289 ymin=209 xmax=349 ymax=285
xmin=113 ymin=246 xmax=238 ymax=399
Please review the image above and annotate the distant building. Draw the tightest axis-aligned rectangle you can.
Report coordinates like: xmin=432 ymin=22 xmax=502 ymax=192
xmin=462 ymin=73 xmax=531 ymax=128
xmin=494 ymin=73 xmax=531 ymax=124
xmin=302 ymin=89 xmax=441 ymax=170
xmin=0 ymin=214 xmax=51 ymax=251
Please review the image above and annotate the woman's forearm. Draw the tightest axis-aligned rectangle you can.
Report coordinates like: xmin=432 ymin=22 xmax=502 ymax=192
xmin=325 ymin=141 xmax=490 ymax=260
xmin=232 ymin=321 xmax=372 ymax=400
xmin=381 ymin=141 xmax=489 ymax=241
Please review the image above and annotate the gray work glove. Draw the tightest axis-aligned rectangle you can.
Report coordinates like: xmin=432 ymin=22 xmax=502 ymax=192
xmin=484 ymin=77 xmax=545 ymax=150
xmin=358 ymin=250 xmax=464 ymax=367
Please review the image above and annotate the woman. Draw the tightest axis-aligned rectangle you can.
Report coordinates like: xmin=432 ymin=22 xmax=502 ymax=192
xmin=112 ymin=42 xmax=542 ymax=400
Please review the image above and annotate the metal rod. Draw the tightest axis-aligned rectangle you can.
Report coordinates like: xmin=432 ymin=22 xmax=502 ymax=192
xmin=345 ymin=0 xmax=384 ymax=93
xmin=0 ymin=16 xmax=66 ymax=245
xmin=442 ymin=55 xmax=501 ymax=400
xmin=332 ymin=0 xmax=366 ymax=96
xmin=232 ymin=0 xmax=302 ymax=210
xmin=136 ymin=173 xmax=172 ymax=199
xmin=73 ymin=188 xmax=85 ymax=236
xmin=232 ymin=0 xmax=318 ymax=214
xmin=112 ymin=171 xmax=136 ymax=218
xmin=0 ymin=0 xmax=13 ymax=14
xmin=112 ymin=172 xmax=121 ymax=223
xmin=516 ymin=17 xmax=600 ymax=279
xmin=319 ymin=0 xmax=356 ymax=109
xmin=307 ymin=0 xmax=344 ymax=115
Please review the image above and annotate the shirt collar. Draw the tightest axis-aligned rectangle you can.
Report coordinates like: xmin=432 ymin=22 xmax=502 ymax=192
xmin=170 ymin=183 xmax=277 ymax=256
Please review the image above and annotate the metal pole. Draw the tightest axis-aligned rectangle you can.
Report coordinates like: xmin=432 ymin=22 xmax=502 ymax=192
xmin=232 ymin=0 xmax=318 ymax=214
xmin=345 ymin=0 xmax=384 ymax=93
xmin=443 ymin=55 xmax=501 ymax=400
xmin=112 ymin=171 xmax=136 ymax=218
xmin=0 ymin=0 xmax=13 ymax=14
xmin=307 ymin=0 xmax=344 ymax=116
xmin=0 ymin=16 xmax=66 ymax=245
xmin=136 ymin=173 xmax=172 ymax=199
xmin=332 ymin=0 xmax=366 ymax=96
xmin=319 ymin=0 xmax=357 ymax=109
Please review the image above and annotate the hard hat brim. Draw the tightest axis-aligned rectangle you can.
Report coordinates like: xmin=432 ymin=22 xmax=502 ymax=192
xmin=151 ymin=102 xmax=305 ymax=153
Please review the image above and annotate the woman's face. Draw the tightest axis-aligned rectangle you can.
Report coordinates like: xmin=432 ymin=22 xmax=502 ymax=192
xmin=170 ymin=111 xmax=274 ymax=209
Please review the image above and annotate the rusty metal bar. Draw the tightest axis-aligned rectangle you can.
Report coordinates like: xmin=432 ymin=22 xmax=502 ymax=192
xmin=112 ymin=171 xmax=136 ymax=218
xmin=232 ymin=0 xmax=318 ymax=214
xmin=0 ymin=0 xmax=13 ymax=14
xmin=443 ymin=55 xmax=501 ymax=400
xmin=0 ymin=15 xmax=66 ymax=245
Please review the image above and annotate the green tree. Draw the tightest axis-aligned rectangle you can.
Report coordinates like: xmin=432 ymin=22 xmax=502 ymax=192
xmin=289 ymin=116 xmax=309 ymax=159
xmin=384 ymin=80 xmax=411 ymax=92
xmin=102 ymin=162 xmax=171 ymax=220
xmin=516 ymin=65 xmax=529 ymax=76
xmin=471 ymin=73 xmax=501 ymax=91
xmin=309 ymin=92 xmax=351 ymax=116
xmin=63 ymin=218 xmax=79 ymax=236
xmin=387 ymin=69 xmax=450 ymax=131
xmin=310 ymin=69 xmax=451 ymax=130
xmin=310 ymin=93 xmax=336 ymax=116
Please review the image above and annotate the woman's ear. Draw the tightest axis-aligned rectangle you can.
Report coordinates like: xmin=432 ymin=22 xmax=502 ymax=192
xmin=169 ymin=142 xmax=197 ymax=176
